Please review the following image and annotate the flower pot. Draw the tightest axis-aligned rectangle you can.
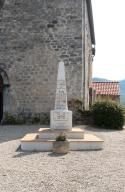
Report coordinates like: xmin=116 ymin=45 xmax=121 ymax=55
xmin=53 ymin=140 xmax=69 ymax=154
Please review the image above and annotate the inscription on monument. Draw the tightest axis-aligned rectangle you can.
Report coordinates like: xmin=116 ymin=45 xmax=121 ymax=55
xmin=53 ymin=111 xmax=68 ymax=121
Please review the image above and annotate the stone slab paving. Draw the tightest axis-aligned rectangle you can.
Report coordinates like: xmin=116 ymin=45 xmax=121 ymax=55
xmin=0 ymin=125 xmax=125 ymax=192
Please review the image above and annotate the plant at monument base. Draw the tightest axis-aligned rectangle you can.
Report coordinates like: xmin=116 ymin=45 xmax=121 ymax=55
xmin=53 ymin=133 xmax=69 ymax=154
xmin=55 ymin=133 xmax=67 ymax=141
xmin=92 ymin=101 xmax=124 ymax=130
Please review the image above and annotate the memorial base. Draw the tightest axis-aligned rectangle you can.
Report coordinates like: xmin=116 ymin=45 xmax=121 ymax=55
xmin=21 ymin=127 xmax=104 ymax=151
xmin=50 ymin=110 xmax=72 ymax=130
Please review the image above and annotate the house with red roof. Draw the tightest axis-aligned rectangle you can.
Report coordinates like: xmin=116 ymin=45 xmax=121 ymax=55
xmin=91 ymin=82 xmax=120 ymax=103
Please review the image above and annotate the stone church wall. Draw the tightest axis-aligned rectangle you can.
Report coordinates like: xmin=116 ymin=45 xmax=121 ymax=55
xmin=0 ymin=0 xmax=93 ymax=120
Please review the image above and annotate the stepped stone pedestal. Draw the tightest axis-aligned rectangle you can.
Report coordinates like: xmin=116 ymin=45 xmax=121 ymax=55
xmin=21 ymin=128 xmax=103 ymax=151
xmin=38 ymin=127 xmax=84 ymax=139
xmin=21 ymin=61 xmax=104 ymax=151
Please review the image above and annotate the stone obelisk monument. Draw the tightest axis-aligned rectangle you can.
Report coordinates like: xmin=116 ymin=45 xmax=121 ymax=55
xmin=21 ymin=61 xmax=104 ymax=151
xmin=50 ymin=61 xmax=72 ymax=130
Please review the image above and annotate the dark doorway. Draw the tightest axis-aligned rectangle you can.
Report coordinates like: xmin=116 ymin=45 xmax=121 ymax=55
xmin=0 ymin=75 xmax=3 ymax=122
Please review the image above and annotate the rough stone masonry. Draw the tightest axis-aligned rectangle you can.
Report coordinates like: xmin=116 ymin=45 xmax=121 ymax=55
xmin=0 ymin=0 xmax=95 ymax=121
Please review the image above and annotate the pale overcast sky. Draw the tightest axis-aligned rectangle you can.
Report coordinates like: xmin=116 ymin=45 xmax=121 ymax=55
xmin=92 ymin=0 xmax=125 ymax=80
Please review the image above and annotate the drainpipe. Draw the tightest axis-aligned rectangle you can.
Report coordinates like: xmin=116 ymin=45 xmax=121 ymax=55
xmin=81 ymin=0 xmax=84 ymax=102
xmin=82 ymin=0 xmax=86 ymax=110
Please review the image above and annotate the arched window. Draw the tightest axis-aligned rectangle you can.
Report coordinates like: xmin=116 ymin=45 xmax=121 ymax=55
xmin=0 ymin=68 xmax=9 ymax=85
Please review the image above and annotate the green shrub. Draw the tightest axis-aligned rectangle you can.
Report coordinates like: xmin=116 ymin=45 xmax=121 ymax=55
xmin=40 ymin=114 xmax=50 ymax=125
xmin=78 ymin=109 xmax=92 ymax=117
xmin=3 ymin=112 xmax=50 ymax=125
xmin=3 ymin=112 xmax=25 ymax=125
xmin=92 ymin=101 xmax=124 ymax=129
xmin=31 ymin=116 xmax=40 ymax=124
xmin=56 ymin=133 xmax=66 ymax=141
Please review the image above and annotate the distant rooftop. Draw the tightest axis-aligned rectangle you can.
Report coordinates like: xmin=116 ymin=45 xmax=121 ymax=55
xmin=91 ymin=82 xmax=120 ymax=95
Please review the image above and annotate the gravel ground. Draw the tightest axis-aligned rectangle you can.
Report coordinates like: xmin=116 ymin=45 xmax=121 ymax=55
xmin=0 ymin=125 xmax=125 ymax=192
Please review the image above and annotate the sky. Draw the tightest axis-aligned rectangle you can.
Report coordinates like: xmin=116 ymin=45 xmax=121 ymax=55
xmin=92 ymin=0 xmax=125 ymax=81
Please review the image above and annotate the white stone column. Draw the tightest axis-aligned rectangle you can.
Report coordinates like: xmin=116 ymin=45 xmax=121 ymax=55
xmin=50 ymin=61 xmax=72 ymax=130
xmin=55 ymin=61 xmax=68 ymax=110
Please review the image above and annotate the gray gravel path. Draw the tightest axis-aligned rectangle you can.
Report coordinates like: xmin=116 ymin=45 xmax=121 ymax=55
xmin=0 ymin=125 xmax=125 ymax=192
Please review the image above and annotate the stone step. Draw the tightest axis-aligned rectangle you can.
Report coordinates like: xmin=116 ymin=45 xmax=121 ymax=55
xmin=21 ymin=133 xmax=38 ymax=141
xmin=21 ymin=133 xmax=104 ymax=151
xmin=38 ymin=127 xmax=84 ymax=139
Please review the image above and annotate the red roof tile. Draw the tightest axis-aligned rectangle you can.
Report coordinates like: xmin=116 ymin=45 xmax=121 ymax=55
xmin=91 ymin=82 xmax=120 ymax=95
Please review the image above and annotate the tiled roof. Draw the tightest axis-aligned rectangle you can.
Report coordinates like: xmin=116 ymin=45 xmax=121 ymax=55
xmin=91 ymin=82 xmax=120 ymax=95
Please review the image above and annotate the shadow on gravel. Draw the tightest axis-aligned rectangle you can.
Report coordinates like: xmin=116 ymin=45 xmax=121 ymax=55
xmin=48 ymin=152 xmax=68 ymax=157
xmin=0 ymin=125 xmax=45 ymax=144
xmin=13 ymin=152 xmax=34 ymax=158
xmin=73 ymin=124 xmax=124 ymax=133
xmin=16 ymin=144 xmax=21 ymax=152
xmin=13 ymin=145 xmax=46 ymax=158
xmin=13 ymin=148 xmax=41 ymax=158
xmin=85 ymin=126 xmax=124 ymax=133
